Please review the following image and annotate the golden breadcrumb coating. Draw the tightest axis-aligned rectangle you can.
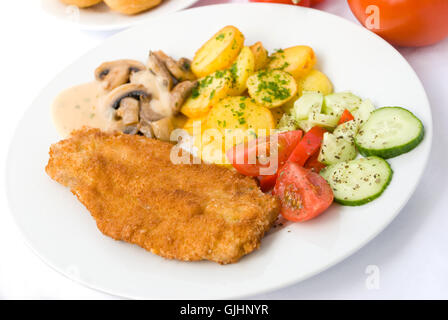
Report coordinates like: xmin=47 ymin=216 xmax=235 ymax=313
xmin=46 ymin=128 xmax=279 ymax=264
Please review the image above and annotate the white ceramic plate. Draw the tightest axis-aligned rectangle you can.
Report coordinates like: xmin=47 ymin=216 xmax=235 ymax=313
xmin=7 ymin=4 xmax=432 ymax=299
xmin=41 ymin=0 xmax=199 ymax=31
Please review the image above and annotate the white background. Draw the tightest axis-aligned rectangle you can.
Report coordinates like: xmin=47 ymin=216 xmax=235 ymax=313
xmin=0 ymin=0 xmax=447 ymax=299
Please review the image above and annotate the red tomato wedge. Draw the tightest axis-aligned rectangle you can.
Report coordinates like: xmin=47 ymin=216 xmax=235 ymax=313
xmin=274 ymin=162 xmax=334 ymax=222
xmin=257 ymin=174 xmax=278 ymax=192
xmin=338 ymin=109 xmax=355 ymax=125
xmin=304 ymin=152 xmax=326 ymax=173
xmin=287 ymin=126 xmax=326 ymax=166
xmin=227 ymin=130 xmax=303 ymax=177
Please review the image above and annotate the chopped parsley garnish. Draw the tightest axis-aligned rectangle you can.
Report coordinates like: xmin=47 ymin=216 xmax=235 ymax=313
xmin=215 ymin=70 xmax=225 ymax=78
xmin=262 ymin=96 xmax=273 ymax=103
xmin=191 ymin=87 xmax=200 ymax=99
xmin=200 ymin=75 xmax=213 ymax=88
xmin=277 ymin=62 xmax=290 ymax=70
xmin=255 ymin=70 xmax=291 ymax=104
xmin=232 ymin=39 xmax=238 ymax=50
xmin=229 ymin=63 xmax=238 ymax=83
xmin=216 ymin=33 xmax=225 ymax=41
xmin=209 ymin=89 xmax=216 ymax=100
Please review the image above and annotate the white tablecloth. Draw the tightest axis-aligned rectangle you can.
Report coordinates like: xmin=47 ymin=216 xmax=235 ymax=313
xmin=0 ymin=0 xmax=447 ymax=299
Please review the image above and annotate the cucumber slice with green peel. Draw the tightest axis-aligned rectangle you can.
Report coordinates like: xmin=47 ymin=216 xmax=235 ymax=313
xmin=320 ymin=156 xmax=393 ymax=206
xmin=292 ymin=91 xmax=323 ymax=120
xmin=355 ymin=107 xmax=424 ymax=159
xmin=323 ymin=92 xmax=362 ymax=116
xmin=318 ymin=132 xmax=357 ymax=165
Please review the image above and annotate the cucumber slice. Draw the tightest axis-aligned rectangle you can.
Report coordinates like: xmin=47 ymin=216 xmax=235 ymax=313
xmin=355 ymin=107 xmax=424 ymax=159
xmin=333 ymin=119 xmax=358 ymax=140
xmin=309 ymin=105 xmax=339 ymax=129
xmin=292 ymin=91 xmax=323 ymax=120
xmin=323 ymin=92 xmax=362 ymax=116
xmin=277 ymin=113 xmax=298 ymax=132
xmin=297 ymin=119 xmax=313 ymax=132
xmin=320 ymin=156 xmax=393 ymax=206
xmin=352 ymin=99 xmax=375 ymax=126
xmin=318 ymin=132 xmax=357 ymax=165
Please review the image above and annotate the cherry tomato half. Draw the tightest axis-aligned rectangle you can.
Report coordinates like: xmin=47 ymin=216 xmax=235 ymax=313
xmin=274 ymin=162 xmax=334 ymax=222
xmin=304 ymin=151 xmax=326 ymax=173
xmin=338 ymin=109 xmax=355 ymax=125
xmin=227 ymin=130 xmax=303 ymax=177
xmin=257 ymin=174 xmax=278 ymax=192
xmin=348 ymin=0 xmax=448 ymax=47
xmin=287 ymin=126 xmax=326 ymax=166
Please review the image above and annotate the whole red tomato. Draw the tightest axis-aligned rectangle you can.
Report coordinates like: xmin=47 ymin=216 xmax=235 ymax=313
xmin=348 ymin=0 xmax=448 ymax=47
xmin=249 ymin=0 xmax=324 ymax=7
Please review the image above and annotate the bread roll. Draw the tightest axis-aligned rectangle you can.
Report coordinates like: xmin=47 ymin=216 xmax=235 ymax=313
xmin=104 ymin=0 xmax=162 ymax=15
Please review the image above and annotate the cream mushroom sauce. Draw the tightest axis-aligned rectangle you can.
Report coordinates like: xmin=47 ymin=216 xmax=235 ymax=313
xmin=51 ymin=53 xmax=196 ymax=139
xmin=51 ymin=81 xmax=112 ymax=138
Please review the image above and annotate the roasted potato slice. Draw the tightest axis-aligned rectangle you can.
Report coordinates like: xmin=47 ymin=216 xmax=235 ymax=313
xmin=280 ymin=93 xmax=299 ymax=114
xmin=194 ymin=129 xmax=231 ymax=166
xmin=228 ymin=46 xmax=255 ymax=96
xmin=206 ymin=96 xmax=275 ymax=148
xmin=180 ymin=70 xmax=232 ymax=118
xmin=182 ymin=114 xmax=208 ymax=136
xmin=191 ymin=26 xmax=245 ymax=78
xmin=296 ymin=69 xmax=333 ymax=96
xmin=172 ymin=114 xmax=188 ymax=129
xmin=247 ymin=69 xmax=297 ymax=108
xmin=280 ymin=71 xmax=332 ymax=113
xmin=270 ymin=107 xmax=285 ymax=126
xmin=268 ymin=46 xmax=316 ymax=80
xmin=250 ymin=42 xmax=270 ymax=71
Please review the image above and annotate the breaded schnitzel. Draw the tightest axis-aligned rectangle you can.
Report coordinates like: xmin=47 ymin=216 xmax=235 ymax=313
xmin=45 ymin=128 xmax=279 ymax=264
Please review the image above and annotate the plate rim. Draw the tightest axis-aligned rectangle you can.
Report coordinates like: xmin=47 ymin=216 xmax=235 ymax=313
xmin=6 ymin=3 xmax=433 ymax=299
xmin=40 ymin=0 xmax=200 ymax=31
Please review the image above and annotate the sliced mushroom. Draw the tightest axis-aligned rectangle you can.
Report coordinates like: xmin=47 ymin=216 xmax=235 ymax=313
xmin=130 ymin=70 xmax=173 ymax=119
xmin=150 ymin=117 xmax=174 ymax=141
xmin=139 ymin=96 xmax=166 ymax=122
xmin=170 ymin=80 xmax=198 ymax=114
xmin=103 ymin=83 xmax=150 ymax=111
xmin=122 ymin=125 xmax=139 ymax=135
xmin=116 ymin=97 xmax=140 ymax=125
xmin=147 ymin=51 xmax=173 ymax=90
xmin=95 ymin=59 xmax=145 ymax=91
xmin=152 ymin=51 xmax=196 ymax=82
xmin=98 ymin=54 xmax=197 ymax=141
xmin=138 ymin=119 xmax=154 ymax=138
